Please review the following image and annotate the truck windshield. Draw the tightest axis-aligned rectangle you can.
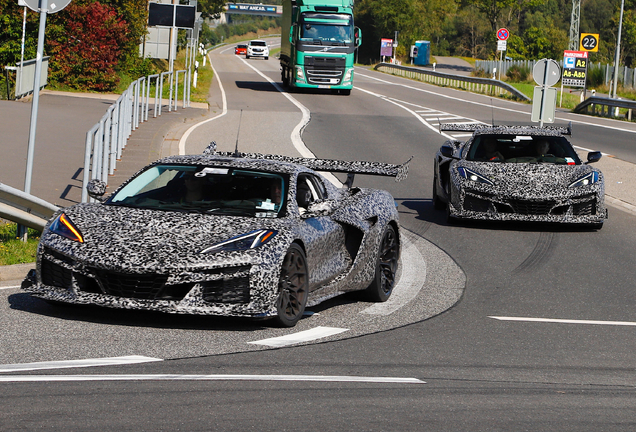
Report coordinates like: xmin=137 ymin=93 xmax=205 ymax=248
xmin=300 ymin=13 xmax=353 ymax=44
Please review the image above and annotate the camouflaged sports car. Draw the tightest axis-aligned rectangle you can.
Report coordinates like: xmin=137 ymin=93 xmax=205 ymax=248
xmin=433 ymin=124 xmax=607 ymax=228
xmin=22 ymin=145 xmax=410 ymax=327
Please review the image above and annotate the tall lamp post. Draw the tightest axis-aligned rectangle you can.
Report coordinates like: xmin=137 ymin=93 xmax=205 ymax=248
xmin=612 ymin=0 xmax=625 ymax=99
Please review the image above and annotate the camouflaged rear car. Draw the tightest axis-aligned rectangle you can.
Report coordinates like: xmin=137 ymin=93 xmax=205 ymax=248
xmin=433 ymin=124 xmax=607 ymax=229
xmin=22 ymin=146 xmax=410 ymax=327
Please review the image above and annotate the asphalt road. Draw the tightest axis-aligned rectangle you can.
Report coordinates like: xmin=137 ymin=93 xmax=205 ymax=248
xmin=2 ymin=41 xmax=636 ymax=431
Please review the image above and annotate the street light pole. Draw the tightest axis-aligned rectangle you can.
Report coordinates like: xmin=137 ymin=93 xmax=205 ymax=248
xmin=612 ymin=0 xmax=625 ymax=99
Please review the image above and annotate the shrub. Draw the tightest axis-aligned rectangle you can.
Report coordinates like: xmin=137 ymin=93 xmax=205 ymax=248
xmin=506 ymin=64 xmax=531 ymax=82
xmin=47 ymin=2 xmax=128 ymax=91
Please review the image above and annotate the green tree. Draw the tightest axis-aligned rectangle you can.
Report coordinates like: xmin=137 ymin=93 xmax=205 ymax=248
xmin=47 ymin=2 xmax=128 ymax=90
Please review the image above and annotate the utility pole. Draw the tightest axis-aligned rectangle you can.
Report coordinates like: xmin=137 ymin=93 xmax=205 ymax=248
xmin=568 ymin=0 xmax=581 ymax=51
xmin=612 ymin=0 xmax=625 ymax=99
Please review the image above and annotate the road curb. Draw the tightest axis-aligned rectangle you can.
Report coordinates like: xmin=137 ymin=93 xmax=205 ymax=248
xmin=0 ymin=262 xmax=34 ymax=283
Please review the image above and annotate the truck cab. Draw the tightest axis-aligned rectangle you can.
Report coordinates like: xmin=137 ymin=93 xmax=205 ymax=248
xmin=280 ymin=0 xmax=361 ymax=95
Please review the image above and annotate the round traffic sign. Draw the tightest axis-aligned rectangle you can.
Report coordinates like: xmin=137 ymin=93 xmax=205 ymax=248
xmin=533 ymin=59 xmax=561 ymax=87
xmin=497 ymin=28 xmax=509 ymax=41
xmin=580 ymin=33 xmax=599 ymax=52
xmin=21 ymin=0 xmax=72 ymax=13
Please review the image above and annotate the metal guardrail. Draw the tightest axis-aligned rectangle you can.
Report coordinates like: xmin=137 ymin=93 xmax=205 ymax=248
xmin=574 ymin=96 xmax=636 ymax=120
xmin=373 ymin=63 xmax=531 ymax=102
xmin=0 ymin=183 xmax=59 ymax=231
xmin=81 ymin=69 xmax=190 ymax=203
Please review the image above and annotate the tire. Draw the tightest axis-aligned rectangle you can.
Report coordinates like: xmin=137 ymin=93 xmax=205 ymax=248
xmin=341 ymin=89 xmax=351 ymax=96
xmin=274 ymin=244 xmax=309 ymax=327
xmin=365 ymin=224 xmax=399 ymax=302
xmin=432 ymin=174 xmax=445 ymax=210
xmin=246 ymin=55 xmax=250 ymax=59
xmin=265 ymin=57 xmax=269 ymax=60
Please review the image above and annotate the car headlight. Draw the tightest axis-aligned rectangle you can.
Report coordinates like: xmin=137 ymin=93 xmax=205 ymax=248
xmin=457 ymin=167 xmax=494 ymax=186
xmin=343 ymin=68 xmax=353 ymax=82
xmin=201 ymin=229 xmax=277 ymax=254
xmin=295 ymin=66 xmax=305 ymax=81
xmin=569 ymin=171 xmax=599 ymax=188
xmin=49 ymin=213 xmax=84 ymax=243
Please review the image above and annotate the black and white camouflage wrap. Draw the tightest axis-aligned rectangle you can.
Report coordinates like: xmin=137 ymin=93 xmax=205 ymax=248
xmin=22 ymin=153 xmax=405 ymax=319
xmin=433 ymin=125 xmax=607 ymax=225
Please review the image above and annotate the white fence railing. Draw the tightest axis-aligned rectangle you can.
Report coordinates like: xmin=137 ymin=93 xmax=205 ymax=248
xmin=81 ymin=69 xmax=190 ymax=203
xmin=476 ymin=60 xmax=636 ymax=89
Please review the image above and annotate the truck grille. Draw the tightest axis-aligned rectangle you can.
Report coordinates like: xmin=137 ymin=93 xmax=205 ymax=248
xmin=304 ymin=56 xmax=345 ymax=85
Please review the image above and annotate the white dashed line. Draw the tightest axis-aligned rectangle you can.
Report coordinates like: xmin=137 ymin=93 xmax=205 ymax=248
xmin=248 ymin=326 xmax=349 ymax=347
xmin=489 ymin=316 xmax=636 ymax=326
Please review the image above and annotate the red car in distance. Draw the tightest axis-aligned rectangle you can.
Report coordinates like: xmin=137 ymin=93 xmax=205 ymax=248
xmin=235 ymin=44 xmax=247 ymax=55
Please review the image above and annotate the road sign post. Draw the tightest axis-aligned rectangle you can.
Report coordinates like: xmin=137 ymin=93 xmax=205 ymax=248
xmin=496 ymin=29 xmax=509 ymax=81
xmin=532 ymin=59 xmax=560 ymax=126
xmin=20 ymin=0 xmax=72 ymax=241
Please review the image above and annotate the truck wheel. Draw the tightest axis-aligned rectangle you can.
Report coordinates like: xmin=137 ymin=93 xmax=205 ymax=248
xmin=341 ymin=89 xmax=351 ymax=96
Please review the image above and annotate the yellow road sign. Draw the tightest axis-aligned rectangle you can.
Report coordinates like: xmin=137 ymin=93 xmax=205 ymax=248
xmin=580 ymin=34 xmax=599 ymax=52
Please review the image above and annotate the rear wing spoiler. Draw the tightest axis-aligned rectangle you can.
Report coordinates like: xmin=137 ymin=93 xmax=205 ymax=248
xmin=203 ymin=143 xmax=411 ymax=184
xmin=439 ymin=122 xmax=572 ymax=136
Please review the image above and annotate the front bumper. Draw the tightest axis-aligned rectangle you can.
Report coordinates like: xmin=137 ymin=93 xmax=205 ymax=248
xmin=248 ymin=50 xmax=268 ymax=57
xmin=22 ymin=246 xmax=280 ymax=318
xmin=449 ymin=185 xmax=607 ymax=224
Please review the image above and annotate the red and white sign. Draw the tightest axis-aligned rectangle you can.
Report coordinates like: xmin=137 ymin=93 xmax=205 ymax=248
xmin=497 ymin=28 xmax=509 ymax=41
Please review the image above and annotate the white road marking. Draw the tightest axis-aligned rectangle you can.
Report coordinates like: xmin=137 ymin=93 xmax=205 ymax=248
xmin=356 ymin=69 xmax=636 ymax=135
xmin=0 ymin=285 xmax=20 ymax=290
xmin=236 ymin=57 xmax=342 ymax=186
xmin=361 ymin=232 xmax=426 ymax=316
xmin=0 ymin=356 xmax=163 ymax=373
xmin=178 ymin=52 xmax=228 ymax=155
xmin=490 ymin=316 xmax=636 ymax=326
xmin=248 ymin=326 xmax=348 ymax=347
xmin=0 ymin=374 xmax=424 ymax=384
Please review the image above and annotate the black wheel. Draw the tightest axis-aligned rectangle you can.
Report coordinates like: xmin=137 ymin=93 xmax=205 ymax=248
xmin=365 ymin=224 xmax=399 ymax=302
xmin=340 ymin=89 xmax=351 ymax=96
xmin=432 ymin=174 xmax=445 ymax=210
xmin=274 ymin=244 xmax=308 ymax=327
xmin=265 ymin=56 xmax=269 ymax=60
xmin=246 ymin=55 xmax=250 ymax=59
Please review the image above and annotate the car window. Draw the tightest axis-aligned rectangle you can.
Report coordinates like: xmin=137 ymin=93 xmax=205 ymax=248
xmin=296 ymin=174 xmax=325 ymax=210
xmin=107 ymin=165 xmax=287 ymax=218
xmin=250 ymin=41 xmax=267 ymax=47
xmin=466 ymin=135 xmax=581 ymax=164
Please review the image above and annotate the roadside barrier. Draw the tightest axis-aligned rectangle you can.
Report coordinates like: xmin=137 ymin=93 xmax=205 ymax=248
xmin=81 ymin=70 xmax=189 ymax=203
xmin=374 ymin=63 xmax=530 ymax=102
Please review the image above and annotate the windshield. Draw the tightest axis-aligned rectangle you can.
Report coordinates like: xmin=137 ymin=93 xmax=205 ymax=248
xmin=107 ymin=165 xmax=286 ymax=218
xmin=300 ymin=13 xmax=353 ymax=44
xmin=249 ymin=41 xmax=267 ymax=47
xmin=466 ymin=135 xmax=582 ymax=165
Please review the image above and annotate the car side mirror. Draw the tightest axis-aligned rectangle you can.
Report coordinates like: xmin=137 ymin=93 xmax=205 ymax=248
xmin=440 ymin=145 xmax=455 ymax=158
xmin=586 ymin=151 xmax=602 ymax=164
xmin=302 ymin=199 xmax=338 ymax=218
xmin=87 ymin=179 xmax=107 ymax=201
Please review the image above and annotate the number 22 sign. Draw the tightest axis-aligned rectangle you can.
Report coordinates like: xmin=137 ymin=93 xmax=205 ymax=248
xmin=580 ymin=34 xmax=599 ymax=52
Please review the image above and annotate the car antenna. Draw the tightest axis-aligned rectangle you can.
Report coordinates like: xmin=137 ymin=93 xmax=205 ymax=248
xmin=234 ymin=109 xmax=243 ymax=157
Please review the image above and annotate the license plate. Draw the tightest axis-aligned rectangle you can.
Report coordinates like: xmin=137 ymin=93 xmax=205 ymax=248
xmin=318 ymin=85 xmax=331 ymax=89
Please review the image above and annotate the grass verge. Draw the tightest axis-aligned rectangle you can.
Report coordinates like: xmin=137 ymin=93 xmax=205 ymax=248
xmin=0 ymin=222 xmax=39 ymax=265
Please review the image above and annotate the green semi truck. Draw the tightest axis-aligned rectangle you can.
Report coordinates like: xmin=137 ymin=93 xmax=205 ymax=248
xmin=280 ymin=0 xmax=361 ymax=95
